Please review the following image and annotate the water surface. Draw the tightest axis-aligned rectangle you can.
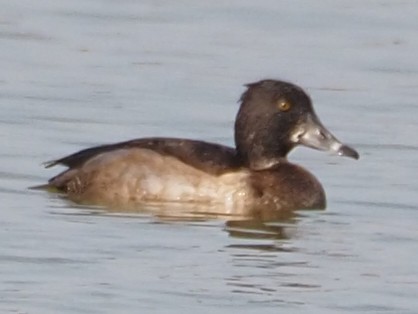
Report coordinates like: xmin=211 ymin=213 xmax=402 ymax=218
xmin=1 ymin=1 xmax=418 ymax=313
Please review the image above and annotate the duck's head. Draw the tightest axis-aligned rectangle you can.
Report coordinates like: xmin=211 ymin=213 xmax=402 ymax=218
xmin=234 ymin=79 xmax=359 ymax=169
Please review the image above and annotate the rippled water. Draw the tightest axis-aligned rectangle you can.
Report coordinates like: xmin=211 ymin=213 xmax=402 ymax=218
xmin=1 ymin=1 xmax=418 ymax=313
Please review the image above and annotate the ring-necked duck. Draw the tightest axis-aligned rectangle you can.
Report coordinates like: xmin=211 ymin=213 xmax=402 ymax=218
xmin=38 ymin=80 xmax=359 ymax=215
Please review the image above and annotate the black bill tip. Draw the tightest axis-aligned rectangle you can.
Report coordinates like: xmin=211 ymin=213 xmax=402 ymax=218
xmin=337 ymin=144 xmax=359 ymax=160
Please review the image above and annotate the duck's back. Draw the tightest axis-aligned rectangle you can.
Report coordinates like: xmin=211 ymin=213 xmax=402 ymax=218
xmin=46 ymin=138 xmax=240 ymax=174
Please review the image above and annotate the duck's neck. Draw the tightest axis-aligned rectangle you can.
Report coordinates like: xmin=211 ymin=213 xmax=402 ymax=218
xmin=235 ymin=144 xmax=291 ymax=170
xmin=234 ymin=128 xmax=293 ymax=170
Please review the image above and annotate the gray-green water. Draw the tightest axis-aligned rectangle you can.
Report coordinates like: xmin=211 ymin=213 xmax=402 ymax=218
xmin=1 ymin=1 xmax=418 ymax=313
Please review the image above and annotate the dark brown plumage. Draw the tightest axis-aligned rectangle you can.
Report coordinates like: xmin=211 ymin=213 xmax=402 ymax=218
xmin=36 ymin=79 xmax=358 ymax=214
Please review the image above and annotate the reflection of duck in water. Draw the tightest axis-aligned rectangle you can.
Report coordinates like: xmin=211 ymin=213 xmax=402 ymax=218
xmin=37 ymin=80 xmax=358 ymax=215
xmin=225 ymin=215 xmax=296 ymax=242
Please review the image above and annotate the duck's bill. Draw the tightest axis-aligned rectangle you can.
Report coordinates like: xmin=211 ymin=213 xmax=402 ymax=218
xmin=292 ymin=113 xmax=359 ymax=160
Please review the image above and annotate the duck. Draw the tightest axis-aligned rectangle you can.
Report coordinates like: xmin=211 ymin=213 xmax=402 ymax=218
xmin=38 ymin=79 xmax=359 ymax=215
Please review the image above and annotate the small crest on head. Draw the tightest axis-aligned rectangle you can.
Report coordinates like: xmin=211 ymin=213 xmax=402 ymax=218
xmin=240 ymin=79 xmax=307 ymax=104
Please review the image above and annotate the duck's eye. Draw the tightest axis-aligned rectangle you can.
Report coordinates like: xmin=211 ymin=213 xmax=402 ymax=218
xmin=277 ymin=100 xmax=292 ymax=112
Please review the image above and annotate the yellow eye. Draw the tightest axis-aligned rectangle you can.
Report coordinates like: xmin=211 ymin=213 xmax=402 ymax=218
xmin=277 ymin=100 xmax=292 ymax=112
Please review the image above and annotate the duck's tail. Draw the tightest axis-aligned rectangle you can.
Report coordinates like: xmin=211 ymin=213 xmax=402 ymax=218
xmin=28 ymin=183 xmax=61 ymax=193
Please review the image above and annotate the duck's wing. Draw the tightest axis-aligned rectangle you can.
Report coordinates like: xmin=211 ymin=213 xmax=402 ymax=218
xmin=44 ymin=137 xmax=241 ymax=176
